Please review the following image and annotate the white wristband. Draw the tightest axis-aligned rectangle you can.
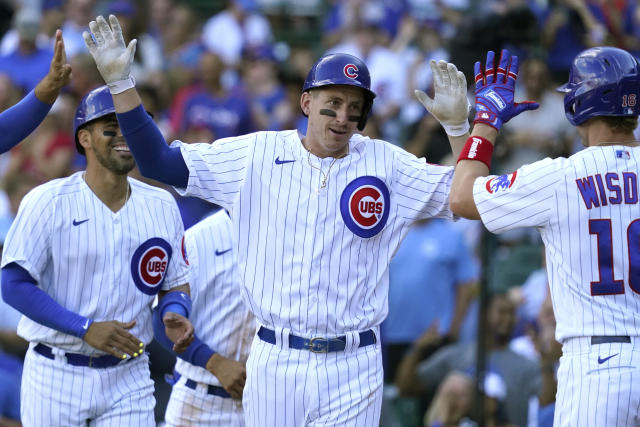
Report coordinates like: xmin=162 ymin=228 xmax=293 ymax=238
xmin=107 ymin=76 xmax=136 ymax=95
xmin=441 ymin=120 xmax=470 ymax=137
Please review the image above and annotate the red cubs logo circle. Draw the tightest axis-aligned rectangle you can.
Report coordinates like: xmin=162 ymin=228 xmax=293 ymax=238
xmin=340 ymin=176 xmax=390 ymax=238
xmin=344 ymin=64 xmax=358 ymax=79
xmin=131 ymin=238 xmax=173 ymax=295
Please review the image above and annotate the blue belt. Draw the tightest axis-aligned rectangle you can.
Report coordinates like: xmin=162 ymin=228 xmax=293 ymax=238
xmin=34 ymin=343 xmax=131 ymax=368
xmin=591 ymin=336 xmax=631 ymax=344
xmin=173 ymin=371 xmax=231 ymax=398
xmin=257 ymin=326 xmax=376 ymax=353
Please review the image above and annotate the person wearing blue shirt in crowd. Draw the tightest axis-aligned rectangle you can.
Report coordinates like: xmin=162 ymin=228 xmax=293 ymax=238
xmin=0 ymin=29 xmax=71 ymax=154
xmin=382 ymin=218 xmax=478 ymax=382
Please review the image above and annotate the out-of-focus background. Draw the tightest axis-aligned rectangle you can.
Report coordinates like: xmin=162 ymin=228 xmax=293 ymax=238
xmin=0 ymin=0 xmax=638 ymax=426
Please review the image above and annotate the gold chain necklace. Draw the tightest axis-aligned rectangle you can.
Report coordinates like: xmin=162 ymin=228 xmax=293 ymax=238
xmin=307 ymin=149 xmax=339 ymax=191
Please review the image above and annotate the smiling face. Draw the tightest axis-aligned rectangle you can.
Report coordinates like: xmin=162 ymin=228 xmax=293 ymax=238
xmin=301 ymin=85 xmax=365 ymax=158
xmin=78 ymin=114 xmax=135 ymax=175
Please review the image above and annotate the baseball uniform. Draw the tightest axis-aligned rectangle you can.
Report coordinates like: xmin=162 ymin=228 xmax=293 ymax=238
xmin=1 ymin=171 xmax=189 ymax=426
xmin=165 ymin=210 xmax=254 ymax=426
xmin=171 ymin=129 xmax=454 ymax=426
xmin=473 ymin=146 xmax=640 ymax=426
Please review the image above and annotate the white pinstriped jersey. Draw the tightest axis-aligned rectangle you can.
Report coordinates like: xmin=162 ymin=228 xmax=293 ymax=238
xmin=175 ymin=209 xmax=254 ymax=385
xmin=173 ymin=130 xmax=454 ymax=336
xmin=1 ymin=171 xmax=189 ymax=354
xmin=473 ymin=145 xmax=640 ymax=342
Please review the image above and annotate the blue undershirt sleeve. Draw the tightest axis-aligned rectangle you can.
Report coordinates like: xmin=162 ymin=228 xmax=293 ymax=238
xmin=152 ymin=306 xmax=215 ymax=368
xmin=116 ymin=105 xmax=189 ymax=188
xmin=0 ymin=90 xmax=53 ymax=154
xmin=1 ymin=262 xmax=92 ymax=338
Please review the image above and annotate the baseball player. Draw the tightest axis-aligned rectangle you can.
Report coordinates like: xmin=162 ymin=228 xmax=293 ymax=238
xmin=0 ymin=29 xmax=71 ymax=153
xmin=83 ymin=15 xmax=471 ymax=426
xmin=449 ymin=48 xmax=640 ymax=426
xmin=0 ymin=85 xmax=195 ymax=426
xmin=156 ymin=209 xmax=254 ymax=426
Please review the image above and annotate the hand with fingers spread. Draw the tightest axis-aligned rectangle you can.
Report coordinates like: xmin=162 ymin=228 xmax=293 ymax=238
xmin=35 ymin=29 xmax=72 ymax=104
xmin=473 ymin=49 xmax=539 ymax=131
xmin=205 ymin=354 xmax=247 ymax=400
xmin=414 ymin=60 xmax=471 ymax=136
xmin=163 ymin=311 xmax=194 ymax=353
xmin=83 ymin=320 xmax=144 ymax=359
xmin=83 ymin=15 xmax=137 ymax=93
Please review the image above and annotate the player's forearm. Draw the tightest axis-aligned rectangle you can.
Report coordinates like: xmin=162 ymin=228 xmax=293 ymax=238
xmin=0 ymin=90 xmax=53 ymax=154
xmin=115 ymin=103 xmax=189 ymax=187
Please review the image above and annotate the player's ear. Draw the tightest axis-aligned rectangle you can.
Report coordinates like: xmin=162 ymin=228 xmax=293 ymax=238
xmin=77 ymin=128 xmax=92 ymax=152
xmin=300 ymin=91 xmax=312 ymax=116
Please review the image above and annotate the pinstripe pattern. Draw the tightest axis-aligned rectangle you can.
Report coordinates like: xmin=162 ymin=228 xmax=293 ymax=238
xmin=166 ymin=210 xmax=253 ymax=425
xmin=173 ymin=130 xmax=452 ymax=425
xmin=2 ymin=171 xmax=189 ymax=424
xmin=22 ymin=346 xmax=155 ymax=426
xmin=473 ymin=145 xmax=640 ymax=425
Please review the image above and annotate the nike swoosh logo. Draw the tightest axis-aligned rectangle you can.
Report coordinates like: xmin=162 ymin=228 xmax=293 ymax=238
xmin=598 ymin=353 xmax=619 ymax=364
xmin=82 ymin=319 xmax=90 ymax=330
xmin=73 ymin=219 xmax=89 ymax=226
xmin=215 ymin=248 xmax=232 ymax=256
xmin=275 ymin=157 xmax=295 ymax=165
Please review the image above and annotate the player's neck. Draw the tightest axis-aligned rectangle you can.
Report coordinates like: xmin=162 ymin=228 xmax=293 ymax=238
xmin=82 ymin=170 xmax=130 ymax=213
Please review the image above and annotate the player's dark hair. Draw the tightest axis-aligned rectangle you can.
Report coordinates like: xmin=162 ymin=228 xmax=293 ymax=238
xmin=597 ymin=116 xmax=639 ymax=134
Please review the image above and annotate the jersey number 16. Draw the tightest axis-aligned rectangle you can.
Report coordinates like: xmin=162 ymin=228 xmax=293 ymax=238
xmin=590 ymin=218 xmax=640 ymax=295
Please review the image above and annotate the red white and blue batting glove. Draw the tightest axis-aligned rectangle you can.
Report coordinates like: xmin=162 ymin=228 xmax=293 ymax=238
xmin=473 ymin=49 xmax=539 ymax=131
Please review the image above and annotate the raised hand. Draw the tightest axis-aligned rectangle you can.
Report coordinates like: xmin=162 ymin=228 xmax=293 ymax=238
xmin=34 ymin=29 xmax=72 ymax=104
xmin=163 ymin=311 xmax=194 ymax=353
xmin=415 ymin=60 xmax=471 ymax=136
xmin=473 ymin=49 xmax=539 ymax=131
xmin=83 ymin=319 xmax=144 ymax=359
xmin=205 ymin=354 xmax=247 ymax=400
xmin=83 ymin=15 xmax=136 ymax=92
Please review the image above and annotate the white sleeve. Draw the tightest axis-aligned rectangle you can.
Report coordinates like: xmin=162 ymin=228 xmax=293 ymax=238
xmin=473 ymin=157 xmax=564 ymax=233
xmin=1 ymin=185 xmax=52 ymax=282
xmin=161 ymin=198 xmax=191 ymax=291
xmin=173 ymin=134 xmax=254 ymax=211
xmin=393 ymin=148 xmax=454 ymax=222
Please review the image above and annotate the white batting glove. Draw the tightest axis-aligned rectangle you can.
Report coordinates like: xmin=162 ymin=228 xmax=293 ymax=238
xmin=83 ymin=15 xmax=137 ymax=94
xmin=414 ymin=60 xmax=471 ymax=137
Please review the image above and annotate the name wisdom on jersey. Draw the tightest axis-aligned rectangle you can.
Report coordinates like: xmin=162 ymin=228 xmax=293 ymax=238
xmin=576 ymin=172 xmax=638 ymax=208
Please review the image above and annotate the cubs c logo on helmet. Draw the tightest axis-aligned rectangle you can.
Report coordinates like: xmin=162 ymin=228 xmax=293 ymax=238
xmin=131 ymin=237 xmax=173 ymax=295
xmin=340 ymin=176 xmax=390 ymax=238
xmin=485 ymin=171 xmax=517 ymax=194
xmin=343 ymin=64 xmax=358 ymax=79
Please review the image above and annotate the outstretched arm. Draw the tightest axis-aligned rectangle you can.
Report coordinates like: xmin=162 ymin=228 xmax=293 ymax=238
xmin=0 ymin=30 xmax=71 ymax=154
xmin=450 ymin=50 xmax=538 ymax=219
xmin=83 ymin=15 xmax=188 ymax=187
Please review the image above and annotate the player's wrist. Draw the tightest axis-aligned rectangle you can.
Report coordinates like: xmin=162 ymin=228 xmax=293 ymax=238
xmin=457 ymin=136 xmax=494 ymax=169
xmin=441 ymin=120 xmax=470 ymax=137
xmin=107 ymin=76 xmax=136 ymax=95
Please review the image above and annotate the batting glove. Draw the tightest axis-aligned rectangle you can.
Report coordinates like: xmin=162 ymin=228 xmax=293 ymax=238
xmin=473 ymin=49 xmax=538 ymax=131
xmin=83 ymin=15 xmax=137 ymax=94
xmin=415 ymin=60 xmax=471 ymax=136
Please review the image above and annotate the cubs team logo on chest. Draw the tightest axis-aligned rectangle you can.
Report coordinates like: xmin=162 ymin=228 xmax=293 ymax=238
xmin=340 ymin=176 xmax=390 ymax=238
xmin=131 ymin=238 xmax=173 ymax=295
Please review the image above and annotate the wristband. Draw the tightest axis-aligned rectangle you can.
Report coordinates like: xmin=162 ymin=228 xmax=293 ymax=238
xmin=158 ymin=291 xmax=192 ymax=319
xmin=457 ymin=136 xmax=494 ymax=169
xmin=107 ymin=76 xmax=136 ymax=94
xmin=441 ymin=120 xmax=470 ymax=137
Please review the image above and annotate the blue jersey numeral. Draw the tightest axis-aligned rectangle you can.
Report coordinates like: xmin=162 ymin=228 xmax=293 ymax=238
xmin=590 ymin=218 xmax=640 ymax=295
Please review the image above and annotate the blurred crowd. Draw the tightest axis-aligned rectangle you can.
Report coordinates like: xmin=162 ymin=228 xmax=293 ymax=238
xmin=0 ymin=0 xmax=638 ymax=426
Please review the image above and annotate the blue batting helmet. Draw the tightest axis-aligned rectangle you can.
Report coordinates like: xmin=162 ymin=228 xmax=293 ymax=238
xmin=73 ymin=85 xmax=116 ymax=155
xmin=557 ymin=47 xmax=640 ymax=126
xmin=303 ymin=53 xmax=376 ymax=131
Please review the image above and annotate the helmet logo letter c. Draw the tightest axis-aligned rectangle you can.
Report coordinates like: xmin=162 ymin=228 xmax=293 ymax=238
xmin=344 ymin=64 xmax=358 ymax=79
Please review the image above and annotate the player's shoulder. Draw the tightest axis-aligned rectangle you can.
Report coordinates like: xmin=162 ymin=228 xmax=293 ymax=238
xmin=21 ymin=172 xmax=84 ymax=205
xmin=129 ymin=178 xmax=177 ymax=205
xmin=187 ymin=209 xmax=231 ymax=236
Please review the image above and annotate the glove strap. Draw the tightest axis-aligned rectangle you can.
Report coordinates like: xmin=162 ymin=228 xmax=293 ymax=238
xmin=457 ymin=136 xmax=494 ymax=169
xmin=441 ymin=120 xmax=470 ymax=137
xmin=107 ymin=76 xmax=136 ymax=95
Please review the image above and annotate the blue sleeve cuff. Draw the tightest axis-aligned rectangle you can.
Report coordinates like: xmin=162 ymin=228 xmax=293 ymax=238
xmin=158 ymin=291 xmax=192 ymax=318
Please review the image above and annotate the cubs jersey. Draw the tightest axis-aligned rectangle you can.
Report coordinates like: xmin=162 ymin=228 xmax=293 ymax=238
xmin=172 ymin=130 xmax=454 ymax=336
xmin=174 ymin=209 xmax=254 ymax=385
xmin=1 ymin=171 xmax=189 ymax=354
xmin=473 ymin=145 xmax=640 ymax=341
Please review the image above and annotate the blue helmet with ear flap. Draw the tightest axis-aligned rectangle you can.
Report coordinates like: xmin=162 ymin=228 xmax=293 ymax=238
xmin=73 ymin=85 xmax=115 ymax=155
xmin=557 ymin=46 xmax=640 ymax=126
xmin=303 ymin=53 xmax=376 ymax=131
